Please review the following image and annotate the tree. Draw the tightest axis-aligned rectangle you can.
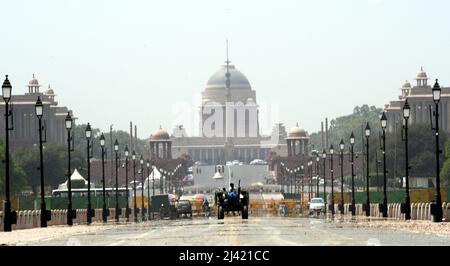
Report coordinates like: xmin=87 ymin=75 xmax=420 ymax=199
xmin=0 ymin=141 xmax=28 ymax=194
xmin=72 ymin=124 xmax=148 ymax=160
xmin=14 ymin=144 xmax=85 ymax=194
xmin=309 ymin=104 xmax=383 ymax=153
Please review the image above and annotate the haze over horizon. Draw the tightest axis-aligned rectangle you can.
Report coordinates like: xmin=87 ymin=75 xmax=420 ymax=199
xmin=1 ymin=0 xmax=450 ymax=137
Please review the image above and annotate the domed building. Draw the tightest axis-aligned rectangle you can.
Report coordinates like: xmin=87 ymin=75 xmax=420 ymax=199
xmin=170 ymin=50 xmax=305 ymax=164
xmin=149 ymin=126 xmax=172 ymax=159
xmin=0 ymin=74 xmax=74 ymax=150
xmin=286 ymin=123 xmax=309 ymax=157
xmin=384 ymin=67 xmax=450 ymax=135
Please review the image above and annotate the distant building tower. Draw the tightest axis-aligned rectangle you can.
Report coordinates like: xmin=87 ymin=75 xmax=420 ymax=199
xmin=149 ymin=126 xmax=172 ymax=159
xmin=286 ymin=123 xmax=309 ymax=156
xmin=27 ymin=73 xmax=41 ymax=94
xmin=44 ymin=84 xmax=56 ymax=101
xmin=416 ymin=67 xmax=428 ymax=87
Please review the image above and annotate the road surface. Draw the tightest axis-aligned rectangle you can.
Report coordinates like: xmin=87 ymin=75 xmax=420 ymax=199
xmin=13 ymin=216 xmax=450 ymax=246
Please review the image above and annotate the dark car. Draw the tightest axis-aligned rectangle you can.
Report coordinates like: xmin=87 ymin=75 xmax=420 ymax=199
xmin=176 ymin=200 xmax=192 ymax=218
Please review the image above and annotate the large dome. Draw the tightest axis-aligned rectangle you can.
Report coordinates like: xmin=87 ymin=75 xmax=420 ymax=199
xmin=28 ymin=74 xmax=39 ymax=86
xmin=287 ymin=123 xmax=307 ymax=138
xmin=205 ymin=64 xmax=251 ymax=90
xmin=416 ymin=67 xmax=428 ymax=80
xmin=150 ymin=126 xmax=170 ymax=140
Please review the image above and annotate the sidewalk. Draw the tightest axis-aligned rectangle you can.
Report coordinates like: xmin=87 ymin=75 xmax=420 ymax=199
xmin=0 ymin=222 xmax=116 ymax=246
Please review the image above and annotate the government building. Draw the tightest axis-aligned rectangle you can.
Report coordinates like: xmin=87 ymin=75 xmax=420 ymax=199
xmin=384 ymin=67 xmax=450 ymax=133
xmin=148 ymin=53 xmax=310 ymax=165
xmin=0 ymin=74 xmax=74 ymax=151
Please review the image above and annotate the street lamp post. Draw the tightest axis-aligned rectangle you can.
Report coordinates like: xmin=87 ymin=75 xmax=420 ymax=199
xmin=124 ymin=146 xmax=130 ymax=222
xmin=380 ymin=112 xmax=388 ymax=218
xmin=146 ymin=160 xmax=151 ymax=220
xmin=152 ymin=165 xmax=156 ymax=197
xmin=339 ymin=139 xmax=345 ymax=215
xmin=65 ymin=112 xmax=75 ymax=226
xmin=85 ymin=123 xmax=93 ymax=224
xmin=431 ymin=79 xmax=443 ymax=222
xmin=2 ymin=75 xmax=17 ymax=232
xmin=322 ymin=149 xmax=327 ymax=215
xmin=300 ymin=165 xmax=304 ymax=206
xmin=364 ymin=123 xmax=371 ymax=217
xmin=35 ymin=96 xmax=50 ymax=227
xmin=140 ymin=156 xmax=146 ymax=221
xmin=114 ymin=139 xmax=120 ymax=222
xmin=316 ymin=156 xmax=320 ymax=196
xmin=100 ymin=134 xmax=108 ymax=223
xmin=350 ymin=132 xmax=356 ymax=216
xmin=329 ymin=145 xmax=335 ymax=216
xmin=402 ymin=100 xmax=411 ymax=220
xmin=132 ymin=151 xmax=138 ymax=222
xmin=308 ymin=160 xmax=312 ymax=201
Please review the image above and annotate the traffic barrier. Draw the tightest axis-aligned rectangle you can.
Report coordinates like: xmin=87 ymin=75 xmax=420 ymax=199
xmin=445 ymin=203 xmax=450 ymax=222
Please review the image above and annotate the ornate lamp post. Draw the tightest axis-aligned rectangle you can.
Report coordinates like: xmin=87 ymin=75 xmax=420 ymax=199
xmin=124 ymin=146 xmax=130 ymax=222
xmin=132 ymin=151 xmax=138 ymax=222
xmin=329 ymin=145 xmax=335 ymax=216
xmin=300 ymin=165 xmax=304 ymax=205
xmin=35 ymin=96 xmax=50 ymax=227
xmin=308 ymin=160 xmax=312 ymax=201
xmin=114 ymin=139 xmax=120 ymax=223
xmin=350 ymin=132 xmax=356 ymax=216
xmin=316 ymin=156 xmax=320 ymax=196
xmin=65 ymin=112 xmax=75 ymax=226
xmin=322 ymin=149 xmax=327 ymax=214
xmin=364 ymin=123 xmax=371 ymax=217
xmin=431 ymin=79 xmax=443 ymax=222
xmin=85 ymin=123 xmax=94 ymax=224
xmin=140 ymin=155 xmax=146 ymax=221
xmin=100 ymin=133 xmax=108 ymax=223
xmin=380 ymin=112 xmax=388 ymax=218
xmin=339 ymin=139 xmax=345 ymax=215
xmin=146 ymin=160 xmax=151 ymax=220
xmin=2 ymin=75 xmax=17 ymax=231
xmin=401 ymin=100 xmax=411 ymax=220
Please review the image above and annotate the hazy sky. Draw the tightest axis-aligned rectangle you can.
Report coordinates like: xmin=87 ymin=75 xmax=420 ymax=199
xmin=1 ymin=0 xmax=450 ymax=137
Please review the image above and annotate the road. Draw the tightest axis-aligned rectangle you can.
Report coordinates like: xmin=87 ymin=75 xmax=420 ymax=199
xmin=17 ymin=216 xmax=450 ymax=246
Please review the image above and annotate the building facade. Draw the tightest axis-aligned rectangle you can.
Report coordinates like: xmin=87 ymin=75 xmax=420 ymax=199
xmin=384 ymin=67 xmax=450 ymax=133
xmin=167 ymin=56 xmax=309 ymax=164
xmin=0 ymin=74 xmax=74 ymax=150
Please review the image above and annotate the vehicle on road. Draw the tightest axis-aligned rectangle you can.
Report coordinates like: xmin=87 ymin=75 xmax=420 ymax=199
xmin=250 ymin=159 xmax=267 ymax=165
xmin=214 ymin=180 xmax=249 ymax=219
xmin=150 ymin=194 xmax=177 ymax=219
xmin=308 ymin=197 xmax=325 ymax=216
xmin=175 ymin=200 xmax=192 ymax=218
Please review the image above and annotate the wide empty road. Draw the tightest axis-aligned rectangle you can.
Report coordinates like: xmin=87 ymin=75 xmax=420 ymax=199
xmin=18 ymin=216 xmax=450 ymax=246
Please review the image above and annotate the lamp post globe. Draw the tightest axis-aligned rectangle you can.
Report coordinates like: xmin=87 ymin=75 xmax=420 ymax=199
xmin=100 ymin=133 xmax=105 ymax=147
xmin=433 ymin=79 xmax=441 ymax=103
xmin=35 ymin=96 xmax=43 ymax=118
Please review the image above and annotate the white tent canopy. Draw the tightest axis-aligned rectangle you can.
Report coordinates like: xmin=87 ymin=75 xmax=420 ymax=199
xmin=58 ymin=169 xmax=95 ymax=189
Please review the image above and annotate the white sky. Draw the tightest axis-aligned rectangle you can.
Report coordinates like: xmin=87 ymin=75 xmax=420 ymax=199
xmin=1 ymin=0 xmax=450 ymax=137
